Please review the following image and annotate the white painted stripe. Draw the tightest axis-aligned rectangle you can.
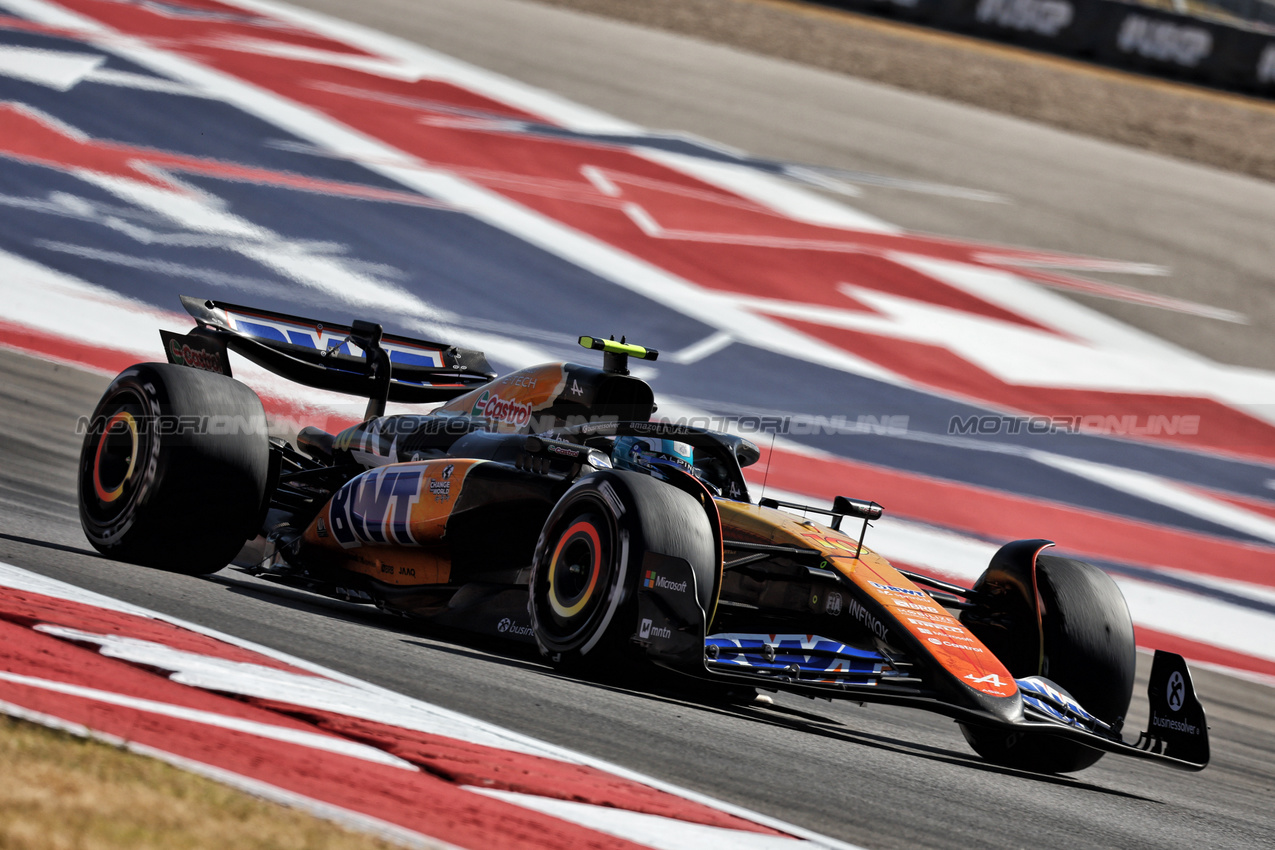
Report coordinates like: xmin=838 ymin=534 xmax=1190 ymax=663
xmin=1115 ymin=577 xmax=1275 ymax=663
xmin=466 ymin=787 xmax=823 ymax=849
xmin=759 ymin=480 xmax=1275 ymax=667
xmin=654 ymin=392 xmax=1275 ymax=677
xmin=0 ymin=669 xmax=418 ymax=769
xmin=75 ymin=173 xmax=271 ymax=239
xmin=972 ymin=253 xmax=1248 ymax=323
xmin=769 ymin=478 xmax=1275 ymax=662
xmin=1029 ymin=452 xmax=1275 ymax=545
xmin=0 ymin=699 xmax=460 ymax=850
xmin=623 ymin=201 xmax=661 ymax=235
xmin=27 ymin=620 xmax=576 ymax=759
xmin=67 ymin=175 xmax=434 ymax=317
xmin=0 ymin=44 xmax=212 ymax=96
xmin=0 ymin=563 xmax=574 ymax=759
xmin=785 ymin=165 xmax=1009 ymax=204
xmin=87 ymin=67 xmax=211 ymax=96
xmin=580 ymin=164 xmax=621 ymax=197
xmin=892 ymin=255 xmax=1275 ymax=418
xmin=200 ymin=35 xmax=455 ymax=82
xmin=0 ymin=561 xmax=864 ymax=848
xmin=0 ymin=0 xmax=94 ymax=30
xmin=667 ymin=330 xmax=733 ymax=364
xmin=0 ymin=247 xmax=185 ymax=352
xmin=1158 ymin=568 xmax=1275 ymax=608
xmin=0 ymin=44 xmax=103 ymax=89
xmin=638 ymin=150 xmax=899 ymax=235
xmin=0 ymin=0 xmax=910 ymax=388
xmin=35 ymin=240 xmax=299 ymax=295
xmin=780 ymin=165 xmax=864 ymax=199
xmin=890 ymin=254 xmax=1194 ymax=358
xmin=214 ymin=0 xmax=640 ymax=135
xmin=1190 ymin=661 xmax=1275 ymax=689
xmin=834 ymin=281 xmax=1235 ymax=394
xmin=387 ymin=178 xmax=905 ymax=384
xmin=0 ymin=248 xmax=381 ymax=429
xmin=3 ymin=0 xmax=912 ymax=393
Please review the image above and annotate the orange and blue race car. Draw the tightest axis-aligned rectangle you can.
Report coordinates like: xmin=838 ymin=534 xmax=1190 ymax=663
xmin=78 ymin=296 xmax=1210 ymax=775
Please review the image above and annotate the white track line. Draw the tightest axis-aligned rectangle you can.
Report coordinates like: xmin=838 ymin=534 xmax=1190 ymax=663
xmin=0 ymin=561 xmax=864 ymax=850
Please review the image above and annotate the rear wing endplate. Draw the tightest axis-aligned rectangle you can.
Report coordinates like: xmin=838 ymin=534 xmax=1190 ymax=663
xmin=161 ymin=296 xmax=495 ymax=418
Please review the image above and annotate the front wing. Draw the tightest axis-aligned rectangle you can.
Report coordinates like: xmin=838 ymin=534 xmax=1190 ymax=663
xmin=633 ymin=557 xmax=1209 ymax=772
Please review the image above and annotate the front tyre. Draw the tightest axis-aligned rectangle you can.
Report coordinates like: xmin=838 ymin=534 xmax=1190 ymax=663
xmin=960 ymin=554 xmax=1137 ymax=773
xmin=78 ymin=363 xmax=269 ymax=575
xmin=528 ymin=470 xmax=716 ymax=672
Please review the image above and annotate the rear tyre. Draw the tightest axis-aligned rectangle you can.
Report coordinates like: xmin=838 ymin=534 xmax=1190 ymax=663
xmin=960 ymin=555 xmax=1137 ymax=773
xmin=528 ymin=470 xmax=716 ymax=672
xmin=78 ymin=363 xmax=269 ymax=575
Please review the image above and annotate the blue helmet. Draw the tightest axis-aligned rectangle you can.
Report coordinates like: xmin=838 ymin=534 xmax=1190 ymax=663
xmin=611 ymin=436 xmax=694 ymax=475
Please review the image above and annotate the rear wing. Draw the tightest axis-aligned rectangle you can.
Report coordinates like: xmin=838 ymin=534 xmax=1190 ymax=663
xmin=161 ymin=296 xmax=496 ymax=417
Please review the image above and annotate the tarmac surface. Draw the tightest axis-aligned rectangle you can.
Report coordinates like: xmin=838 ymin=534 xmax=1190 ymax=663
xmin=0 ymin=343 xmax=1270 ymax=850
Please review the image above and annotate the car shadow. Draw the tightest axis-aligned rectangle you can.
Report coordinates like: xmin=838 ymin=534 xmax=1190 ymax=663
xmin=451 ymin=659 xmax=1161 ymax=799
xmin=208 ymin=572 xmax=421 ymax=636
xmin=398 ymin=638 xmax=549 ymax=675
xmin=206 ymin=570 xmax=1159 ymax=798
xmin=721 ymin=701 xmax=1160 ymax=799
xmin=211 ymin=572 xmax=555 ymax=676
xmin=0 ymin=531 xmax=103 ymax=560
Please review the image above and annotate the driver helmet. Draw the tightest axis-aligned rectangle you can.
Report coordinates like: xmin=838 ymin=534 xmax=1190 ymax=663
xmin=611 ymin=436 xmax=694 ymax=475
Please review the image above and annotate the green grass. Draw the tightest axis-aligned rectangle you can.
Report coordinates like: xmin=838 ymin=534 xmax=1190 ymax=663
xmin=0 ymin=715 xmax=406 ymax=850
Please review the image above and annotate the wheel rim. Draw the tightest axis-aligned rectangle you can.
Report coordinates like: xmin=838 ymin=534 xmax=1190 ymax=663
xmin=537 ymin=505 xmax=616 ymax=646
xmin=547 ymin=518 xmax=605 ymax=620
xmin=82 ymin=389 xmax=150 ymax=525
xmin=92 ymin=410 xmax=139 ymax=503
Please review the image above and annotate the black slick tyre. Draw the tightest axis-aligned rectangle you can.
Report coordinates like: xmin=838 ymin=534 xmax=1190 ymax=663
xmin=528 ymin=470 xmax=716 ymax=672
xmin=78 ymin=363 xmax=269 ymax=575
xmin=961 ymin=554 xmax=1137 ymax=773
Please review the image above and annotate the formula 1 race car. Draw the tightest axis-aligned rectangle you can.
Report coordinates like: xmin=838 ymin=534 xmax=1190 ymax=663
xmin=78 ymin=296 xmax=1210 ymax=774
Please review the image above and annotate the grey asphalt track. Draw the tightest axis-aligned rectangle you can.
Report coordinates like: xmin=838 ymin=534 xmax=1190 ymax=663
xmin=1 ymin=354 xmax=1271 ymax=850
xmin=2 ymin=1 xmax=1275 ymax=847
